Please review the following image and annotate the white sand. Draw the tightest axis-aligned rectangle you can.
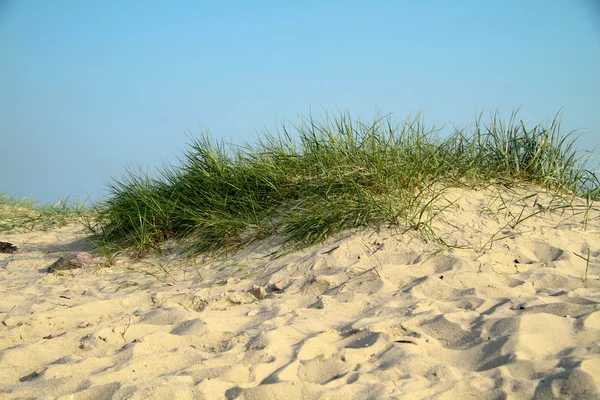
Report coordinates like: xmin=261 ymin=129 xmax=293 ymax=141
xmin=1 ymin=187 xmax=599 ymax=399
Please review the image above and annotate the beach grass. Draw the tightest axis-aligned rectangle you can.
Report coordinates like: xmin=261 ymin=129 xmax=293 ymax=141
xmin=93 ymin=110 xmax=599 ymax=256
xmin=0 ymin=194 xmax=88 ymax=233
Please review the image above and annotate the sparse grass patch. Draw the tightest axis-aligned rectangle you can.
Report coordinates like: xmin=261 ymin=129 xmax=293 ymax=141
xmin=93 ymin=109 xmax=600 ymax=256
xmin=0 ymin=194 xmax=90 ymax=233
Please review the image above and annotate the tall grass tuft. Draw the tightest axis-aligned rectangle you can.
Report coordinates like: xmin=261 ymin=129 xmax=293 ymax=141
xmin=95 ymin=110 xmax=599 ymax=255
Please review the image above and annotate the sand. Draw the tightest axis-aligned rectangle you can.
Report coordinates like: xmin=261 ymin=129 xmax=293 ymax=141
xmin=1 ymin=187 xmax=599 ymax=399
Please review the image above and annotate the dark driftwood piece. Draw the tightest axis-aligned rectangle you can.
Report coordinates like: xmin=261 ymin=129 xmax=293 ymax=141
xmin=0 ymin=242 xmax=17 ymax=254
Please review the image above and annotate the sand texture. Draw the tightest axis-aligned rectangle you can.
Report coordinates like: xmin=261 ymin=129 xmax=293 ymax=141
xmin=1 ymin=188 xmax=600 ymax=399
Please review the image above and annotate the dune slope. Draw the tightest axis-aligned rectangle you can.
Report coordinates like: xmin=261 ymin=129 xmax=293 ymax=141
xmin=1 ymin=188 xmax=599 ymax=399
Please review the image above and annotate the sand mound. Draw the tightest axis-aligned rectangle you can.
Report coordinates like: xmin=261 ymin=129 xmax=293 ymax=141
xmin=1 ymin=188 xmax=599 ymax=399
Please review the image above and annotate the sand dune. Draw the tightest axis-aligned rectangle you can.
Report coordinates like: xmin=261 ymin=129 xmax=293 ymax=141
xmin=1 ymin=188 xmax=599 ymax=399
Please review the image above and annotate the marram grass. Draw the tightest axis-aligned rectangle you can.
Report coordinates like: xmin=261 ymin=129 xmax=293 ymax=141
xmin=0 ymin=194 xmax=88 ymax=233
xmin=94 ymin=110 xmax=599 ymax=256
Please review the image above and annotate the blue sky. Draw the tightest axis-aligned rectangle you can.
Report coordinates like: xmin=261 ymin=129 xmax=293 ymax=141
xmin=1 ymin=0 xmax=599 ymax=204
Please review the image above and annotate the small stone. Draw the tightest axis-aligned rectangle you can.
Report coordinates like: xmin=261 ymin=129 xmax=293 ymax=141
xmin=249 ymin=285 xmax=267 ymax=300
xmin=47 ymin=252 xmax=93 ymax=272
xmin=227 ymin=292 xmax=256 ymax=305
xmin=314 ymin=298 xmax=326 ymax=309
xmin=226 ymin=277 xmax=240 ymax=285
xmin=0 ymin=242 xmax=17 ymax=254
xmin=79 ymin=342 xmax=94 ymax=350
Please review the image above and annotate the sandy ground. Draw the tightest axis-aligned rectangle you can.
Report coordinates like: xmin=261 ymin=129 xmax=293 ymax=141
xmin=1 ymin=187 xmax=599 ymax=399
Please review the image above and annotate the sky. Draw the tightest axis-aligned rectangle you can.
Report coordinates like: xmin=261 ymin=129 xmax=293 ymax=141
xmin=1 ymin=0 xmax=599 ymax=204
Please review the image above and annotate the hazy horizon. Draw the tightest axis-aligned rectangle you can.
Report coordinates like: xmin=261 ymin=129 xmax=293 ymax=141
xmin=2 ymin=1 xmax=599 ymax=204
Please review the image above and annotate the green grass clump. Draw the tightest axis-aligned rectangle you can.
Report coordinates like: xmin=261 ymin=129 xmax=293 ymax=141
xmin=0 ymin=194 xmax=88 ymax=233
xmin=95 ymin=110 xmax=599 ymax=256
